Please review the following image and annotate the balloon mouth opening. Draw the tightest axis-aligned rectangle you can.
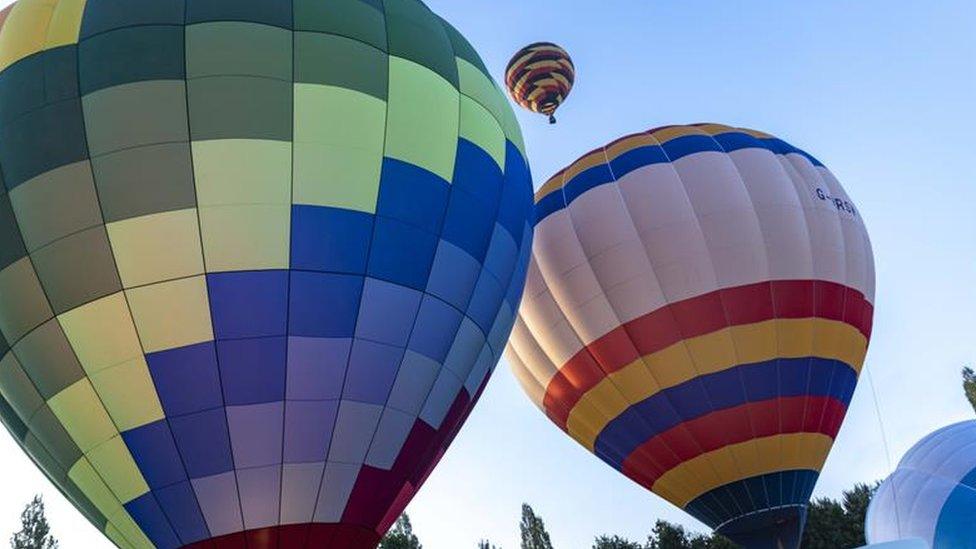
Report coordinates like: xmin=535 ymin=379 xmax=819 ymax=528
xmin=715 ymin=506 xmax=807 ymax=549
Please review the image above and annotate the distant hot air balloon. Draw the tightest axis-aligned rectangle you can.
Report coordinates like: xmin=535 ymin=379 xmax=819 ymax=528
xmin=866 ymin=421 xmax=976 ymax=548
xmin=506 ymin=124 xmax=875 ymax=549
xmin=0 ymin=0 xmax=534 ymax=548
xmin=505 ymin=42 xmax=574 ymax=124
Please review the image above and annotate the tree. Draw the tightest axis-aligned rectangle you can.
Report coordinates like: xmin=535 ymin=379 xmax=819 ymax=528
xmin=964 ymin=367 xmax=976 ymax=413
xmin=10 ymin=496 xmax=57 ymax=549
xmin=802 ymin=482 xmax=879 ymax=548
xmin=478 ymin=541 xmax=501 ymax=549
xmin=379 ymin=514 xmax=421 ymax=549
xmin=644 ymin=520 xmax=734 ymax=549
xmin=593 ymin=534 xmax=642 ymax=549
xmin=520 ymin=504 xmax=554 ymax=549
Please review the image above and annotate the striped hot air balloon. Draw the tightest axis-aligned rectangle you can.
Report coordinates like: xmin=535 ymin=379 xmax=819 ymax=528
xmin=0 ymin=0 xmax=535 ymax=547
xmin=867 ymin=421 xmax=976 ymax=548
xmin=505 ymin=42 xmax=574 ymax=124
xmin=506 ymin=123 xmax=875 ymax=549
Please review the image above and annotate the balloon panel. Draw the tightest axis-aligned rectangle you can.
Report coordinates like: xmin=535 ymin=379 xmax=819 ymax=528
xmin=0 ymin=0 xmax=533 ymax=547
xmin=507 ymin=123 xmax=874 ymax=545
xmin=504 ymin=42 xmax=574 ymax=119
xmin=867 ymin=421 xmax=976 ymax=549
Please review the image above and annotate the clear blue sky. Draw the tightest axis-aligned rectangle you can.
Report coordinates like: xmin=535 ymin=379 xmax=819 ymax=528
xmin=0 ymin=1 xmax=973 ymax=548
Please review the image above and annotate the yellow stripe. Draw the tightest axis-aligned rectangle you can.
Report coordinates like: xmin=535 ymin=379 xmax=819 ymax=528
xmin=563 ymin=149 xmax=610 ymax=184
xmin=649 ymin=124 xmax=708 ymax=143
xmin=534 ymin=124 xmax=778 ymax=204
xmin=535 ymin=172 xmax=567 ymax=202
xmin=564 ymin=318 xmax=867 ymax=451
xmin=43 ymin=0 xmax=85 ymax=49
xmin=654 ymin=432 xmax=833 ymax=508
xmin=605 ymin=133 xmax=661 ymax=162
xmin=697 ymin=123 xmax=774 ymax=139
xmin=0 ymin=0 xmax=85 ymax=73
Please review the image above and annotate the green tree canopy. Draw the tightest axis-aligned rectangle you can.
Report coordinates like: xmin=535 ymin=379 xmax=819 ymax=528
xmin=520 ymin=504 xmax=554 ymax=549
xmin=644 ymin=520 xmax=735 ymax=549
xmin=802 ymin=482 xmax=878 ymax=548
xmin=964 ymin=367 xmax=976 ymax=413
xmin=593 ymin=534 xmax=642 ymax=549
xmin=10 ymin=496 xmax=57 ymax=549
xmin=379 ymin=514 xmax=422 ymax=549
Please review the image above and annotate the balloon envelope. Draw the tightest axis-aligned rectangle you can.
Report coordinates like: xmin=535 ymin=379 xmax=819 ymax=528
xmin=859 ymin=541 xmax=929 ymax=549
xmin=867 ymin=421 xmax=976 ymax=549
xmin=505 ymin=42 xmax=574 ymax=123
xmin=0 ymin=0 xmax=533 ymax=547
xmin=506 ymin=123 xmax=875 ymax=548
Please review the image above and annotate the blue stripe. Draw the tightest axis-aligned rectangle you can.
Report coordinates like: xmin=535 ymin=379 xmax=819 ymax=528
xmin=534 ymin=132 xmax=825 ymax=225
xmin=934 ymin=465 xmax=976 ymax=548
xmin=593 ymin=357 xmax=858 ymax=471
xmin=661 ymin=134 xmax=725 ymax=160
xmin=563 ymin=163 xmax=614 ymax=204
xmin=686 ymin=469 xmax=819 ymax=530
xmin=608 ymin=145 xmax=670 ymax=179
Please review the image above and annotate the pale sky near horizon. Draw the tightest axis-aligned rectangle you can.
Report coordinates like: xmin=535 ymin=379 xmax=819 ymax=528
xmin=0 ymin=1 xmax=973 ymax=548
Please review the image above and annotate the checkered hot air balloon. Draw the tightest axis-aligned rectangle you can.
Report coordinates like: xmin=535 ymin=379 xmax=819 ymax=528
xmin=506 ymin=123 xmax=875 ymax=549
xmin=0 ymin=0 xmax=534 ymax=547
xmin=505 ymin=42 xmax=574 ymax=124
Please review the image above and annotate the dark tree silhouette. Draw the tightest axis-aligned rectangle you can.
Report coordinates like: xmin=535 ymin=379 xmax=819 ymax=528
xmin=10 ymin=496 xmax=57 ymax=549
xmin=964 ymin=367 xmax=976 ymax=413
xmin=379 ymin=514 xmax=422 ymax=549
xmin=593 ymin=534 xmax=643 ymax=548
xmin=520 ymin=504 xmax=554 ymax=549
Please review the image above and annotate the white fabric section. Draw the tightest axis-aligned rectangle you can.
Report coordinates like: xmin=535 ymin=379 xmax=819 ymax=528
xmin=312 ymin=461 xmax=360 ymax=522
xmin=669 ymin=151 xmax=770 ymax=290
xmin=859 ymin=541 xmax=929 ymax=549
xmin=534 ymin=204 xmax=619 ymax=346
xmin=279 ymin=462 xmax=324 ymax=525
xmin=868 ymin=468 xmax=949 ymax=546
xmin=236 ymin=465 xmax=280 ymax=530
xmin=191 ymin=471 xmax=244 ymax=537
xmin=327 ymin=401 xmax=383 ymax=464
xmin=517 ymin=278 xmax=583 ymax=368
xmin=726 ymin=148 xmax=814 ymax=282
xmin=866 ymin=421 xmax=976 ymax=545
xmin=779 ymin=155 xmax=849 ymax=290
xmin=506 ymin=315 xmax=560 ymax=389
xmin=504 ymin=346 xmax=546 ymax=409
xmin=365 ymin=407 xmax=416 ymax=470
xmin=817 ymin=165 xmax=876 ymax=303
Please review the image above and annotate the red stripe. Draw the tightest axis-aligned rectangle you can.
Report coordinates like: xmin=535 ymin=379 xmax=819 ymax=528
xmin=619 ymin=396 xmax=847 ymax=491
xmin=543 ymin=280 xmax=872 ymax=429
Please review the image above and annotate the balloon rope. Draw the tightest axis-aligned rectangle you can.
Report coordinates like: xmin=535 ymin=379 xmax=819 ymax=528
xmin=863 ymin=366 xmax=893 ymax=470
xmin=864 ymin=364 xmax=905 ymax=541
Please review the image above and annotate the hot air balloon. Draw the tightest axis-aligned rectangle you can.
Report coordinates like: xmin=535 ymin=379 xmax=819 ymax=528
xmin=866 ymin=421 xmax=976 ymax=548
xmin=506 ymin=124 xmax=875 ymax=548
xmin=505 ymin=42 xmax=574 ymax=124
xmin=0 ymin=0 xmax=534 ymax=547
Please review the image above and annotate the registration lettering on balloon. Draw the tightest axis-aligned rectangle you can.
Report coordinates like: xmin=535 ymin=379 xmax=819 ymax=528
xmin=508 ymin=123 xmax=875 ymax=549
xmin=815 ymin=188 xmax=859 ymax=217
